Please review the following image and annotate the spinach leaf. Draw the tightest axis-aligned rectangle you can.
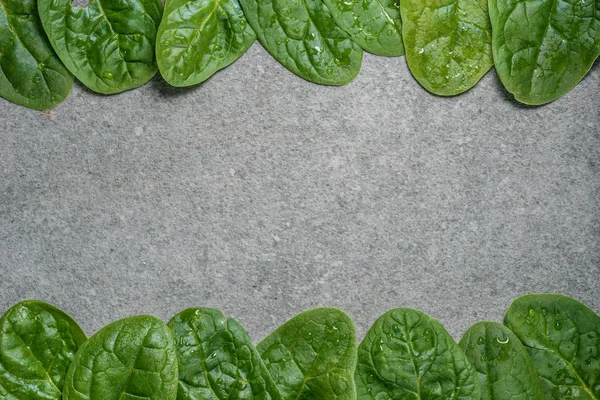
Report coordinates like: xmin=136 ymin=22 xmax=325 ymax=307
xmin=0 ymin=0 xmax=73 ymax=110
xmin=62 ymin=315 xmax=178 ymax=400
xmin=322 ymin=0 xmax=404 ymax=56
xmin=156 ymin=0 xmax=256 ymax=87
xmin=489 ymin=0 xmax=600 ymax=105
xmin=37 ymin=0 xmax=163 ymax=94
xmin=238 ymin=0 xmax=363 ymax=85
xmin=168 ymin=307 xmax=282 ymax=400
xmin=0 ymin=300 xmax=86 ymax=399
xmin=400 ymin=0 xmax=493 ymax=95
xmin=356 ymin=308 xmax=481 ymax=399
xmin=459 ymin=321 xmax=544 ymax=400
xmin=504 ymin=294 xmax=600 ymax=400
xmin=257 ymin=307 xmax=357 ymax=399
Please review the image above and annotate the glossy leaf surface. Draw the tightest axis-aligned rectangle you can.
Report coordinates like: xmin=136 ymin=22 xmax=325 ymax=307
xmin=401 ymin=0 xmax=493 ymax=95
xmin=322 ymin=0 xmax=404 ymax=56
xmin=0 ymin=0 xmax=73 ymax=109
xmin=63 ymin=315 xmax=178 ymax=400
xmin=0 ymin=300 xmax=86 ymax=400
xmin=489 ymin=0 xmax=600 ymax=104
xmin=257 ymin=308 xmax=357 ymax=399
xmin=38 ymin=0 xmax=163 ymax=94
xmin=504 ymin=294 xmax=600 ymax=400
xmin=168 ymin=307 xmax=282 ymax=400
xmin=459 ymin=321 xmax=544 ymax=400
xmin=356 ymin=308 xmax=481 ymax=399
xmin=238 ymin=0 xmax=363 ymax=85
xmin=157 ymin=0 xmax=255 ymax=87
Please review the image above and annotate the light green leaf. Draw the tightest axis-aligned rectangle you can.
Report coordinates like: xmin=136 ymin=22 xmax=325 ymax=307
xmin=0 ymin=0 xmax=73 ymax=109
xmin=504 ymin=294 xmax=600 ymax=400
xmin=0 ymin=300 xmax=86 ymax=400
xmin=356 ymin=308 xmax=481 ymax=399
xmin=400 ymin=0 xmax=493 ymax=95
xmin=459 ymin=321 xmax=544 ymax=400
xmin=62 ymin=315 xmax=179 ymax=400
xmin=257 ymin=307 xmax=357 ymax=399
xmin=168 ymin=307 xmax=282 ymax=400
xmin=38 ymin=0 xmax=163 ymax=94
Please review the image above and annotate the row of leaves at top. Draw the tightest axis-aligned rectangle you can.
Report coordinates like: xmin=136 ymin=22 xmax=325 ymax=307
xmin=1 ymin=0 xmax=599 ymax=111
xmin=0 ymin=293 xmax=598 ymax=399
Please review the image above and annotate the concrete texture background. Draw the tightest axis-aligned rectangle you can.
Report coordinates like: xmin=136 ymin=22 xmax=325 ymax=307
xmin=0 ymin=44 xmax=599 ymax=343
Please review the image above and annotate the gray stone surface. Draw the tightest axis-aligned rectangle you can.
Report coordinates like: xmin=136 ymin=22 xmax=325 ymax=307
xmin=1 ymin=44 xmax=599 ymax=343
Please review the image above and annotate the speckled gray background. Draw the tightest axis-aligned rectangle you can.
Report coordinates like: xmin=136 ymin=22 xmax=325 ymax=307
xmin=1 ymin=44 xmax=599 ymax=342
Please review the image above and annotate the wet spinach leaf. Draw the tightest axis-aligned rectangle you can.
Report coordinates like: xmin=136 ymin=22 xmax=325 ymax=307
xmin=322 ymin=0 xmax=404 ymax=56
xmin=0 ymin=300 xmax=86 ymax=400
xmin=257 ymin=307 xmax=357 ymax=399
xmin=356 ymin=308 xmax=481 ymax=399
xmin=0 ymin=0 xmax=73 ymax=110
xmin=157 ymin=0 xmax=256 ymax=87
xmin=459 ymin=321 xmax=544 ymax=400
xmin=38 ymin=0 xmax=163 ymax=94
xmin=63 ymin=315 xmax=178 ymax=400
xmin=238 ymin=0 xmax=363 ymax=85
xmin=168 ymin=307 xmax=282 ymax=400
xmin=489 ymin=0 xmax=600 ymax=105
xmin=504 ymin=294 xmax=600 ymax=400
xmin=400 ymin=0 xmax=493 ymax=95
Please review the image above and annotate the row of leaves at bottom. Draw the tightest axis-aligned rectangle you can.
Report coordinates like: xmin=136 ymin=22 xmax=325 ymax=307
xmin=0 ymin=293 xmax=598 ymax=399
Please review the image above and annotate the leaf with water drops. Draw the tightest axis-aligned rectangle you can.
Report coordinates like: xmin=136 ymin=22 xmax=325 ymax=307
xmin=400 ymin=0 xmax=493 ymax=95
xmin=322 ymin=0 xmax=404 ymax=56
xmin=168 ymin=307 xmax=282 ymax=400
xmin=459 ymin=321 xmax=544 ymax=400
xmin=0 ymin=0 xmax=73 ymax=109
xmin=504 ymin=294 xmax=600 ymax=400
xmin=489 ymin=0 xmax=600 ymax=105
xmin=37 ymin=0 xmax=163 ymax=94
xmin=62 ymin=315 xmax=178 ymax=400
xmin=355 ymin=308 xmax=481 ymax=399
xmin=257 ymin=307 xmax=357 ymax=399
xmin=238 ymin=0 xmax=363 ymax=85
xmin=156 ymin=0 xmax=256 ymax=87
xmin=0 ymin=300 xmax=87 ymax=400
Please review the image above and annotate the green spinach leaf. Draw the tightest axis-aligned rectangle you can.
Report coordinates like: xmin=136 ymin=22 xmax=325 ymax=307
xmin=157 ymin=0 xmax=256 ymax=87
xmin=322 ymin=0 xmax=404 ymax=56
xmin=489 ymin=0 xmax=600 ymax=105
xmin=257 ymin=307 xmax=357 ymax=399
xmin=356 ymin=308 xmax=481 ymax=399
xmin=504 ymin=294 xmax=600 ymax=400
xmin=0 ymin=300 xmax=86 ymax=399
xmin=400 ymin=0 xmax=493 ymax=95
xmin=168 ymin=307 xmax=282 ymax=400
xmin=238 ymin=0 xmax=363 ymax=85
xmin=62 ymin=315 xmax=178 ymax=400
xmin=0 ymin=0 xmax=73 ymax=110
xmin=459 ymin=321 xmax=544 ymax=400
xmin=38 ymin=0 xmax=163 ymax=94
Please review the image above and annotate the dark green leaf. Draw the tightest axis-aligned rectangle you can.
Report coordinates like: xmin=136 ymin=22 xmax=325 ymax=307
xmin=0 ymin=300 xmax=86 ymax=399
xmin=238 ymin=0 xmax=363 ymax=85
xmin=0 ymin=0 xmax=73 ymax=109
xmin=168 ymin=307 xmax=282 ymax=400
xmin=400 ymin=0 xmax=493 ymax=95
xmin=504 ymin=294 xmax=600 ymax=400
xmin=356 ymin=308 xmax=481 ymax=399
xmin=38 ymin=0 xmax=163 ymax=94
xmin=459 ymin=321 xmax=544 ymax=400
xmin=157 ymin=0 xmax=256 ymax=87
xmin=257 ymin=307 xmax=357 ymax=399
xmin=489 ymin=0 xmax=600 ymax=104
xmin=62 ymin=315 xmax=178 ymax=400
xmin=322 ymin=0 xmax=404 ymax=56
